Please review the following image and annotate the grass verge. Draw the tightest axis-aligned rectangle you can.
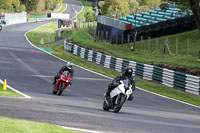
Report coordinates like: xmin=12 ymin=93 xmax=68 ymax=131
xmin=0 ymin=116 xmax=82 ymax=133
xmin=75 ymin=0 xmax=94 ymax=20
xmin=26 ymin=22 xmax=58 ymax=44
xmin=55 ymin=1 xmax=67 ymax=13
xmin=0 ymin=83 xmax=22 ymax=97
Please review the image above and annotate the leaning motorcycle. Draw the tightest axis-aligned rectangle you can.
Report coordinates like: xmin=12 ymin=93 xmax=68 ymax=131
xmin=103 ymin=79 xmax=133 ymax=113
xmin=53 ymin=71 xmax=71 ymax=96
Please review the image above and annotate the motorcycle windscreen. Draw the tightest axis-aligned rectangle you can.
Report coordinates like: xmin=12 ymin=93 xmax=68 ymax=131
xmin=123 ymin=79 xmax=129 ymax=88
xmin=123 ymin=79 xmax=132 ymax=95
xmin=63 ymin=71 xmax=71 ymax=81
xmin=110 ymin=84 xmax=126 ymax=98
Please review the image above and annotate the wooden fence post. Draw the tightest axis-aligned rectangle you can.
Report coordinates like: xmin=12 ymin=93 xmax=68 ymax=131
xmin=101 ymin=31 xmax=103 ymax=41
xmin=98 ymin=30 xmax=100 ymax=40
xmin=116 ymin=33 xmax=118 ymax=44
xmin=176 ymin=38 xmax=178 ymax=55
xmin=187 ymin=38 xmax=190 ymax=56
xmin=121 ymin=33 xmax=124 ymax=44
xmin=156 ymin=38 xmax=158 ymax=51
xmin=94 ymin=28 xmax=96 ymax=42
xmin=134 ymin=34 xmax=136 ymax=50
xmin=128 ymin=34 xmax=130 ymax=47
xmin=106 ymin=31 xmax=108 ymax=43
xmin=140 ymin=36 xmax=143 ymax=50
xmin=148 ymin=37 xmax=151 ymax=51
xmin=198 ymin=40 xmax=200 ymax=61
xmin=84 ymin=31 xmax=86 ymax=40
xmin=163 ymin=38 xmax=171 ymax=54
xmin=110 ymin=31 xmax=112 ymax=43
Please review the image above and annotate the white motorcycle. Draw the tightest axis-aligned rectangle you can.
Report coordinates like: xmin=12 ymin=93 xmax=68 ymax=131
xmin=103 ymin=79 xmax=133 ymax=113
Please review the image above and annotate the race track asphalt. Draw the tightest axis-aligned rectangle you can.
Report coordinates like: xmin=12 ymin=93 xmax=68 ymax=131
xmin=0 ymin=0 xmax=200 ymax=133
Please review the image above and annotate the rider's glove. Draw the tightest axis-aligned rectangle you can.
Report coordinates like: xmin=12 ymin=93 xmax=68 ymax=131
xmin=113 ymin=82 xmax=119 ymax=87
xmin=69 ymin=82 xmax=72 ymax=85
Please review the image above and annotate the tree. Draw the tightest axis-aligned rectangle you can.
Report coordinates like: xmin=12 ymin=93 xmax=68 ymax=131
xmin=45 ymin=0 xmax=54 ymax=10
xmin=161 ymin=0 xmax=200 ymax=31
xmin=85 ymin=11 xmax=95 ymax=22
xmin=101 ymin=0 xmax=129 ymax=15
xmin=20 ymin=4 xmax=26 ymax=11
xmin=0 ymin=0 xmax=26 ymax=12
xmin=137 ymin=0 xmax=161 ymax=6
xmin=21 ymin=0 xmax=39 ymax=12
xmin=44 ymin=0 xmax=63 ymax=11
xmin=101 ymin=0 xmax=114 ymax=14
xmin=12 ymin=0 xmax=21 ymax=12
xmin=127 ymin=0 xmax=139 ymax=9
xmin=0 ymin=0 xmax=14 ymax=10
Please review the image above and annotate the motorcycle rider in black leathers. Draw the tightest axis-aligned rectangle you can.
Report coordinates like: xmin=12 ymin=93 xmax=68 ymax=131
xmin=105 ymin=67 xmax=135 ymax=101
xmin=52 ymin=61 xmax=74 ymax=85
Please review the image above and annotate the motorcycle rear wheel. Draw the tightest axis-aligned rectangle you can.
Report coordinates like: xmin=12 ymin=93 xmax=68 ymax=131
xmin=58 ymin=83 xmax=65 ymax=96
xmin=113 ymin=95 xmax=125 ymax=113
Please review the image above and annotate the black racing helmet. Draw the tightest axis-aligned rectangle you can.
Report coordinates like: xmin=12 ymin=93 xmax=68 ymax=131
xmin=124 ymin=67 xmax=133 ymax=78
xmin=66 ymin=61 xmax=73 ymax=70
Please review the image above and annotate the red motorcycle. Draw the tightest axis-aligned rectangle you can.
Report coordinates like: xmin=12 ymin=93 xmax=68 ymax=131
xmin=53 ymin=71 xmax=71 ymax=96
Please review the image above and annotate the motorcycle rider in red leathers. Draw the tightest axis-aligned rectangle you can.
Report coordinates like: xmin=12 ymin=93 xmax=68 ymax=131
xmin=52 ymin=62 xmax=74 ymax=85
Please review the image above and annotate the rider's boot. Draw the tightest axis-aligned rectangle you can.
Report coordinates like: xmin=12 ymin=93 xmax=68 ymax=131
xmin=104 ymin=91 xmax=111 ymax=101
xmin=52 ymin=80 xmax=56 ymax=85
xmin=104 ymin=93 xmax=111 ymax=106
xmin=105 ymin=84 xmax=113 ymax=99
xmin=128 ymin=95 xmax=134 ymax=101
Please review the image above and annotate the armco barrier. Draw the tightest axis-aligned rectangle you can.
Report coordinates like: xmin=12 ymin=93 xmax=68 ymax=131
xmin=64 ymin=41 xmax=200 ymax=95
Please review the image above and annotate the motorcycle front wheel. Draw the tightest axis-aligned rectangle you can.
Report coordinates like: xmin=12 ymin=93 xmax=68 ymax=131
xmin=58 ymin=83 xmax=65 ymax=96
xmin=113 ymin=95 xmax=125 ymax=113
xmin=52 ymin=86 xmax=57 ymax=94
xmin=52 ymin=83 xmax=57 ymax=94
xmin=103 ymin=101 xmax=109 ymax=111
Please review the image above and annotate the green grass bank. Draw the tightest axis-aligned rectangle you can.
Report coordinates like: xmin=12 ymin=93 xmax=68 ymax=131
xmin=0 ymin=116 xmax=82 ymax=133
xmin=27 ymin=22 xmax=58 ymax=44
xmin=76 ymin=0 xmax=94 ymax=20
xmin=0 ymin=82 xmax=22 ymax=97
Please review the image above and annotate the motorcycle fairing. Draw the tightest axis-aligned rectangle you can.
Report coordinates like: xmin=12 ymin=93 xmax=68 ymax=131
xmin=110 ymin=84 xmax=125 ymax=98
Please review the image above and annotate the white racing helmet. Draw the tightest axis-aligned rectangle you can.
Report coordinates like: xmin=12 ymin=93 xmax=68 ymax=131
xmin=66 ymin=61 xmax=73 ymax=70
